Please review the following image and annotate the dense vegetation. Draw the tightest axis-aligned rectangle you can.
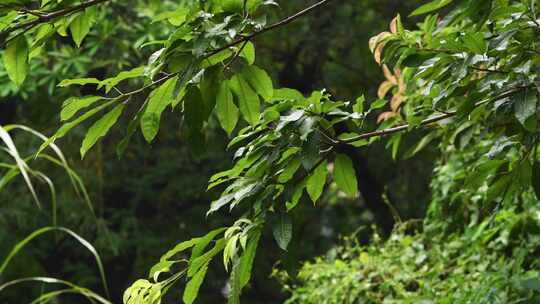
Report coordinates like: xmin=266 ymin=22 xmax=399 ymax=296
xmin=0 ymin=0 xmax=539 ymax=303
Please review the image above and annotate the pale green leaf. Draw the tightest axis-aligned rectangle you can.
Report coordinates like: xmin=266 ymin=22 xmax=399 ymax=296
xmin=190 ymin=228 xmax=227 ymax=267
xmin=3 ymin=36 xmax=28 ymax=86
xmin=159 ymin=238 xmax=201 ymax=262
xmin=61 ymin=96 xmax=103 ymax=121
xmin=183 ymin=265 xmax=209 ymax=304
xmin=70 ymin=10 xmax=94 ymax=47
xmin=272 ymin=88 xmax=304 ymax=101
xmin=410 ymin=0 xmax=453 ymax=16
xmin=353 ymin=95 xmax=365 ymax=113
xmin=58 ymin=78 xmax=101 ymax=88
xmin=240 ymin=41 xmax=255 ymax=65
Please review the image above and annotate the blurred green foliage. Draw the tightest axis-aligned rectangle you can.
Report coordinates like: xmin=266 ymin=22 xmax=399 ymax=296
xmin=279 ymin=152 xmax=540 ymax=303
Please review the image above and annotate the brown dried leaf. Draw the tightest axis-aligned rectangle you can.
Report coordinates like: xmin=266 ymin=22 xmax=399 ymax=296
xmin=391 ymin=94 xmax=404 ymax=112
xmin=382 ymin=65 xmax=398 ymax=84
xmin=377 ymin=111 xmax=397 ymax=124
xmin=390 ymin=16 xmax=398 ymax=34
xmin=378 ymin=81 xmax=395 ymax=99
xmin=369 ymin=31 xmax=392 ymax=53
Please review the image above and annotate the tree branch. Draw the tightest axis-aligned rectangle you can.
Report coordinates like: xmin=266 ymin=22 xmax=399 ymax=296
xmin=207 ymin=0 xmax=334 ymax=57
xmin=112 ymin=0 xmax=334 ymax=99
xmin=1 ymin=0 xmax=111 ymax=41
xmin=339 ymin=87 xmax=526 ymax=144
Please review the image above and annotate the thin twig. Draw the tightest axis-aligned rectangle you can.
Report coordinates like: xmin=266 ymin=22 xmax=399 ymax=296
xmin=470 ymin=66 xmax=509 ymax=74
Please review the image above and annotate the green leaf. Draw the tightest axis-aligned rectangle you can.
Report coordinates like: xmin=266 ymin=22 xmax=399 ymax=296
xmin=61 ymin=96 xmax=103 ymax=121
xmin=533 ymin=161 xmax=540 ymax=200
xmin=286 ymin=180 xmax=306 ymax=211
xmin=188 ymin=239 xmax=225 ymax=277
xmin=369 ymin=99 xmax=387 ymax=111
xmin=277 ymin=157 xmax=302 ymax=183
xmin=228 ymin=258 xmax=241 ymax=304
xmin=409 ymin=0 xmax=453 ymax=16
xmin=306 ymin=160 xmax=328 ymax=204
xmin=241 ymin=66 xmax=273 ymax=101
xmin=216 ymin=81 xmax=239 ymax=136
xmin=273 ymin=213 xmax=292 ymax=251
xmin=404 ymin=132 xmax=438 ymax=159
xmin=0 ymin=12 xmax=17 ymax=32
xmin=273 ymin=88 xmax=304 ymax=101
xmin=152 ymin=6 xmax=188 ymax=26
xmin=184 ymin=86 xmax=205 ymax=132
xmin=3 ymin=36 xmax=28 ymax=86
xmin=462 ymin=32 xmax=487 ymax=54
xmin=190 ymin=228 xmax=227 ymax=267
xmin=141 ymin=76 xmax=178 ymax=143
xmin=183 ymin=265 xmax=209 ymax=304
xmin=514 ymin=89 xmax=537 ymax=131
xmin=0 ymin=227 xmax=110 ymax=298
xmin=38 ymin=100 xmax=115 ymax=155
xmin=80 ymin=103 xmax=125 ymax=159
xmin=221 ymin=0 xmax=244 ymax=12
xmin=333 ymin=154 xmax=358 ymax=197
xmin=229 ymin=74 xmax=260 ymax=126
xmin=238 ymin=231 xmax=261 ymax=289
xmin=70 ymin=9 xmax=95 ymax=47
xmin=0 ymin=126 xmax=40 ymax=207
xmin=199 ymin=68 xmax=220 ymax=120
xmin=353 ymin=95 xmax=365 ymax=113
xmin=58 ymin=78 xmax=101 ymax=88
xmin=240 ymin=42 xmax=255 ymax=65
xmin=277 ymin=147 xmax=301 ymax=164
xmin=117 ymin=108 xmax=143 ymax=158
xmin=159 ymin=238 xmax=201 ymax=262
xmin=101 ymin=66 xmax=145 ymax=93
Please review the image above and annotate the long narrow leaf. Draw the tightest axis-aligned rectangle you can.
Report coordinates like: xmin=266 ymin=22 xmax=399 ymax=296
xmin=0 ymin=125 xmax=40 ymax=206
xmin=5 ymin=124 xmax=94 ymax=213
xmin=0 ymin=227 xmax=110 ymax=299
xmin=0 ymin=277 xmax=112 ymax=304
